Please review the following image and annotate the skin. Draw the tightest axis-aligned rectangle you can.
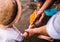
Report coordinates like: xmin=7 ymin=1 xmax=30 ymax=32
xmin=23 ymin=25 xmax=53 ymax=42
xmin=23 ymin=25 xmax=47 ymax=37
xmin=25 ymin=25 xmax=48 ymax=37
xmin=29 ymin=0 xmax=53 ymax=28
xmin=23 ymin=1 xmax=60 ymax=39
xmin=36 ymin=0 xmax=53 ymax=14
xmin=35 ymin=3 xmax=60 ymax=26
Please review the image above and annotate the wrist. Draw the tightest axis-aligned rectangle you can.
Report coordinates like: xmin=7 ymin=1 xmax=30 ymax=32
xmin=37 ymin=9 xmax=44 ymax=15
xmin=33 ymin=28 xmax=38 ymax=34
xmin=39 ymin=9 xmax=44 ymax=13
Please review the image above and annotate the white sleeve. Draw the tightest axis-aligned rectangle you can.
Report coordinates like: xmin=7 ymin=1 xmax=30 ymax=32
xmin=13 ymin=25 xmax=24 ymax=41
xmin=16 ymin=33 xmax=24 ymax=41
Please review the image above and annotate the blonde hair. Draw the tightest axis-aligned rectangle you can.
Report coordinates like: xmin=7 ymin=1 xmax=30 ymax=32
xmin=0 ymin=0 xmax=18 ymax=25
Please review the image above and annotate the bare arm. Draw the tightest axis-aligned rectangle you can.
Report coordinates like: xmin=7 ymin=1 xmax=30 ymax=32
xmin=31 ymin=0 xmax=53 ymax=27
xmin=38 ymin=13 xmax=45 ymax=23
xmin=36 ymin=0 xmax=53 ymax=20
xmin=37 ymin=0 xmax=53 ymax=14
xmin=35 ymin=25 xmax=48 ymax=35
xmin=29 ymin=13 xmax=45 ymax=28
xmin=34 ymin=12 xmax=45 ymax=27
xmin=25 ymin=25 xmax=49 ymax=37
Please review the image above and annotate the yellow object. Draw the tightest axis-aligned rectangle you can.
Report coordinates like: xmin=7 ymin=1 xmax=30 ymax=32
xmin=30 ymin=10 xmax=36 ymax=25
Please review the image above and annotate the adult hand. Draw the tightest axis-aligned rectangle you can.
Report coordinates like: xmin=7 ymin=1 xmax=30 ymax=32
xmin=25 ymin=28 xmax=37 ymax=37
xmin=22 ymin=32 xmax=29 ymax=38
xmin=29 ymin=25 xmax=35 ymax=29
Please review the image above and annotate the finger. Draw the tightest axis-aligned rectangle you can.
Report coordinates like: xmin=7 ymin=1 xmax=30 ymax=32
xmin=22 ymin=32 xmax=29 ymax=38
xmin=29 ymin=25 xmax=34 ymax=29
xmin=25 ymin=29 xmax=29 ymax=32
xmin=29 ymin=25 xmax=32 ymax=29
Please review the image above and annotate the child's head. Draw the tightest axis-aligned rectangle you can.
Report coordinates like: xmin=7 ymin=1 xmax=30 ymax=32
xmin=0 ymin=0 xmax=21 ymax=27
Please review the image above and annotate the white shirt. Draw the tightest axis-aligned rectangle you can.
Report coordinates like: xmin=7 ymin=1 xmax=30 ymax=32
xmin=0 ymin=28 xmax=23 ymax=42
xmin=46 ymin=11 xmax=60 ymax=39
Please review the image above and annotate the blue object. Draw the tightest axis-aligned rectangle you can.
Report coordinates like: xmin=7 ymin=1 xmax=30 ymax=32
xmin=44 ymin=8 xmax=58 ymax=16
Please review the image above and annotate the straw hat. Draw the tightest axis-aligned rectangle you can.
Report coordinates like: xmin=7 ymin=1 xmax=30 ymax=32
xmin=0 ymin=0 xmax=22 ymax=27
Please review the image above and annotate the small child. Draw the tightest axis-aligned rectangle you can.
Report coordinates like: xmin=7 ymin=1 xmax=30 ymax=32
xmin=0 ymin=0 xmax=26 ymax=42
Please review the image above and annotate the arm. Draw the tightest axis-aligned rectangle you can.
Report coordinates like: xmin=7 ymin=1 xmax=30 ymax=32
xmin=25 ymin=25 xmax=49 ymax=37
xmin=37 ymin=0 xmax=53 ymax=14
xmin=29 ymin=0 xmax=53 ymax=28
xmin=35 ymin=25 xmax=48 ymax=35
xmin=29 ymin=13 xmax=45 ymax=28
xmin=38 ymin=13 xmax=45 ymax=23
xmin=34 ymin=12 xmax=45 ymax=27
xmin=25 ymin=25 xmax=53 ymax=41
xmin=36 ymin=0 xmax=53 ymax=21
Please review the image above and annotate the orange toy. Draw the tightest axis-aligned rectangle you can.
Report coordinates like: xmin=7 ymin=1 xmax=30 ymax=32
xmin=30 ymin=10 xmax=36 ymax=25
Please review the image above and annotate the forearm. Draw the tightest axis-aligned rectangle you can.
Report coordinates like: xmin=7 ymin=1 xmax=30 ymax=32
xmin=38 ymin=12 xmax=45 ymax=23
xmin=33 ymin=13 xmax=45 ymax=27
xmin=35 ymin=25 xmax=48 ymax=35
xmin=33 ymin=12 xmax=42 ymax=24
xmin=39 ymin=0 xmax=53 ymax=12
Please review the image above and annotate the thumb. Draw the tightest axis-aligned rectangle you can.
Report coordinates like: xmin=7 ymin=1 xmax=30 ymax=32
xmin=25 ymin=29 xmax=29 ymax=32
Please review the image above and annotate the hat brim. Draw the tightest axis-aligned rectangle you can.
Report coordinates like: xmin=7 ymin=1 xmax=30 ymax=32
xmin=7 ymin=0 xmax=22 ymax=27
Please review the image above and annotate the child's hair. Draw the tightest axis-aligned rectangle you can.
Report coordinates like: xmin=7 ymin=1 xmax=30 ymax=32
xmin=0 ymin=0 xmax=18 ymax=25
